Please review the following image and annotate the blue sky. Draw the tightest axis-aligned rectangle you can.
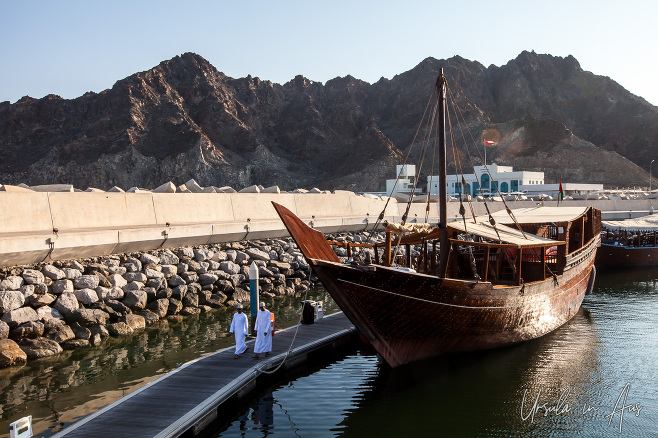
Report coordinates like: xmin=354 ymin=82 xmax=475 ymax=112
xmin=2 ymin=0 xmax=657 ymax=105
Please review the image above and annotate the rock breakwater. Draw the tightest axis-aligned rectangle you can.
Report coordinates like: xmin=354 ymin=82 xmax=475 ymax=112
xmin=0 ymin=236 xmax=342 ymax=369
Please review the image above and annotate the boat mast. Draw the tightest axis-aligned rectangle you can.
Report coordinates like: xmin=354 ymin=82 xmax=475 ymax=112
xmin=437 ymin=69 xmax=449 ymax=277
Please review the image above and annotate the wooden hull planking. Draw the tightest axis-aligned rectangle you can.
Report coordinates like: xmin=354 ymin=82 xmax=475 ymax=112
xmin=272 ymin=201 xmax=598 ymax=367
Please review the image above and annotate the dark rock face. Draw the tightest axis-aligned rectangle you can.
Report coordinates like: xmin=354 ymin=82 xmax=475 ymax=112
xmin=1 ymin=51 xmax=656 ymax=190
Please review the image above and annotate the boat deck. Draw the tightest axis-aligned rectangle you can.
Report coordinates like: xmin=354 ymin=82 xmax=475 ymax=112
xmin=51 ymin=312 xmax=355 ymax=438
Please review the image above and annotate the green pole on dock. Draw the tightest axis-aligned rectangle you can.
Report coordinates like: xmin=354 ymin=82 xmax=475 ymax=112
xmin=249 ymin=261 xmax=259 ymax=335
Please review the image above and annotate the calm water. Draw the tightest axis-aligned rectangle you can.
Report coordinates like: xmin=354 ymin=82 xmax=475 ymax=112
xmin=2 ymin=269 xmax=658 ymax=437
xmin=0 ymin=289 xmax=341 ymax=438
xmin=218 ymin=268 xmax=658 ymax=437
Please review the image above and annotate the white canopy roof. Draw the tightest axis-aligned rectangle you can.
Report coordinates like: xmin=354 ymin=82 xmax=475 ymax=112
xmin=448 ymin=220 xmax=561 ymax=247
xmin=479 ymin=206 xmax=588 ymax=225
xmin=602 ymin=213 xmax=658 ymax=232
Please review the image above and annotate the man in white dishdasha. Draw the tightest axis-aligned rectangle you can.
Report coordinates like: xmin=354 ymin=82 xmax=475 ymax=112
xmin=229 ymin=304 xmax=249 ymax=359
xmin=253 ymin=302 xmax=272 ymax=359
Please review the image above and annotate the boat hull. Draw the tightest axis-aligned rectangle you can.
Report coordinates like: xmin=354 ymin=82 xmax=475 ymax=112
xmin=596 ymin=243 xmax=658 ymax=268
xmin=310 ymin=248 xmax=596 ymax=367
xmin=272 ymin=201 xmax=598 ymax=367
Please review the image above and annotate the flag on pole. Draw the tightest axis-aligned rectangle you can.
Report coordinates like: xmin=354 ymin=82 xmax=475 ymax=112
xmin=558 ymin=177 xmax=564 ymax=205
xmin=485 ymin=140 xmax=496 ymax=146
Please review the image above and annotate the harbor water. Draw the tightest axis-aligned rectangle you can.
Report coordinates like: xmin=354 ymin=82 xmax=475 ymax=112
xmin=2 ymin=268 xmax=658 ymax=437
xmin=218 ymin=267 xmax=658 ymax=437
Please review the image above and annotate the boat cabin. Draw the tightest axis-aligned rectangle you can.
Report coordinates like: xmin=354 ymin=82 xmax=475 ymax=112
xmin=374 ymin=206 xmax=601 ymax=286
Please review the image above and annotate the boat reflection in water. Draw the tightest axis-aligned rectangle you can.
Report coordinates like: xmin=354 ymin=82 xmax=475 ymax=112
xmin=335 ymin=308 xmax=603 ymax=437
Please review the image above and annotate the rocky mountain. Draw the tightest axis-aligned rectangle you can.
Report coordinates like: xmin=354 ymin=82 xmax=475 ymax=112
xmin=0 ymin=51 xmax=656 ymax=192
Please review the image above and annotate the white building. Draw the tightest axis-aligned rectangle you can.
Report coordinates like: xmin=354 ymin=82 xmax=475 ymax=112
xmin=427 ymin=164 xmax=602 ymax=197
xmin=385 ymin=164 xmax=417 ymax=196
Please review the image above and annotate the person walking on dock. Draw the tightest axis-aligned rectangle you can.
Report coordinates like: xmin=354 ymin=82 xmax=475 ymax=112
xmin=230 ymin=304 xmax=249 ymax=359
xmin=253 ymin=302 xmax=272 ymax=359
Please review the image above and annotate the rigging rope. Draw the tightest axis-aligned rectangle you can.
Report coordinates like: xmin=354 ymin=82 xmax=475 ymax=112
xmin=364 ymin=90 xmax=437 ymax=246
xmin=445 ymin=84 xmax=528 ymax=240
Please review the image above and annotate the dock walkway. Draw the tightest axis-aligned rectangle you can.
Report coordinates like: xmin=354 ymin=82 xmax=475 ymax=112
xmin=52 ymin=312 xmax=355 ymax=438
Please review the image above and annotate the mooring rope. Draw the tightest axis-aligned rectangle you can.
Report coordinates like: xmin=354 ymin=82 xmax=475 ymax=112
xmin=255 ymin=273 xmax=312 ymax=375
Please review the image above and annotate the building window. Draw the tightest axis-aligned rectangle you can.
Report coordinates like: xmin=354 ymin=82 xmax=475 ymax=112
xmin=481 ymin=174 xmax=490 ymax=189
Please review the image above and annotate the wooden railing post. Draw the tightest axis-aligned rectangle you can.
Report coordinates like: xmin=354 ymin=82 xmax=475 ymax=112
xmin=385 ymin=230 xmax=392 ymax=266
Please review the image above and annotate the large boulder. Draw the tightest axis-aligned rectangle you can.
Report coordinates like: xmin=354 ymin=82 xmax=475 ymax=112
xmin=171 ymin=285 xmax=187 ymax=300
xmin=67 ymin=308 xmax=110 ymax=326
xmin=219 ymin=261 xmax=241 ymax=275
xmin=124 ymin=257 xmax=142 ymax=273
xmin=51 ymin=279 xmax=74 ymax=295
xmin=160 ymin=251 xmax=180 ymax=266
xmin=41 ymin=265 xmax=65 ymax=281
xmin=107 ymin=322 xmax=133 ymax=337
xmin=167 ymin=298 xmax=183 ymax=315
xmin=0 ymin=338 xmax=27 ymax=367
xmin=180 ymin=307 xmax=201 ymax=316
xmin=0 ymin=291 xmax=25 ymax=313
xmin=69 ymin=322 xmax=91 ymax=340
xmin=74 ymin=288 xmax=99 ymax=306
xmin=123 ymin=281 xmax=144 ymax=292
xmin=74 ymin=275 xmax=100 ymax=290
xmin=205 ymin=294 xmax=225 ymax=308
xmin=235 ymin=251 xmax=250 ymax=264
xmin=27 ymin=292 xmax=57 ymax=308
xmin=62 ymin=267 xmax=82 ymax=280
xmin=36 ymin=305 xmax=64 ymax=322
xmin=146 ymin=277 xmax=166 ymax=289
xmin=122 ymin=314 xmax=146 ymax=331
xmin=215 ymin=279 xmax=234 ymax=294
xmin=139 ymin=309 xmax=160 ymax=325
xmin=19 ymin=337 xmax=63 ymax=359
xmin=98 ymin=286 xmax=124 ymax=301
xmin=268 ymin=260 xmax=291 ymax=271
xmin=232 ymin=287 xmax=250 ymax=302
xmin=144 ymin=268 xmax=164 ymax=279
xmin=10 ymin=321 xmax=45 ymax=340
xmin=105 ymin=300 xmax=131 ymax=315
xmin=61 ymin=339 xmax=91 ymax=350
xmin=182 ymin=293 xmax=199 ymax=308
xmin=160 ymin=265 xmax=177 ymax=278
xmin=89 ymin=324 xmax=110 ymax=340
xmin=148 ymin=298 xmax=170 ymax=319
xmin=177 ymin=247 xmax=194 ymax=259
xmin=0 ymin=276 xmax=23 ymax=291
xmin=245 ymin=248 xmax=270 ymax=261
xmin=123 ymin=290 xmax=148 ymax=310
xmin=2 ymin=307 xmax=39 ymax=327
xmin=0 ymin=320 xmax=8 ymax=339
xmin=44 ymin=324 xmax=75 ymax=343
xmin=198 ymin=273 xmax=219 ymax=286
xmin=194 ymin=248 xmax=214 ymax=262
xmin=168 ymin=275 xmax=186 ymax=287
xmin=108 ymin=274 xmax=127 ymax=288
xmin=140 ymin=253 xmax=160 ymax=265
xmin=53 ymin=292 xmax=79 ymax=317
xmin=23 ymin=268 xmax=47 ymax=284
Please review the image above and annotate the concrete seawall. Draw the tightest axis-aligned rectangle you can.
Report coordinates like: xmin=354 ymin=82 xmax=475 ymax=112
xmin=1 ymin=191 xmax=655 ymax=267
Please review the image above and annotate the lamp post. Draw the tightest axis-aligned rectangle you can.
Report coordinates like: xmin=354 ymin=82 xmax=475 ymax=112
xmin=649 ymin=160 xmax=656 ymax=194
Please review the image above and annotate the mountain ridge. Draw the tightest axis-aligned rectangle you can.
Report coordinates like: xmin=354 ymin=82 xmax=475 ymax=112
xmin=1 ymin=51 xmax=656 ymax=191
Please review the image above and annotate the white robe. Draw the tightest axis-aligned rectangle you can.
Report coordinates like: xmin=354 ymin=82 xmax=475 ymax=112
xmin=254 ymin=309 xmax=272 ymax=354
xmin=229 ymin=312 xmax=249 ymax=355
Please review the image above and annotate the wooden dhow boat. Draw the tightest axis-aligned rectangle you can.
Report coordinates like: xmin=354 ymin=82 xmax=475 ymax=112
xmin=273 ymin=70 xmax=601 ymax=367
xmin=597 ymin=213 xmax=658 ymax=268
